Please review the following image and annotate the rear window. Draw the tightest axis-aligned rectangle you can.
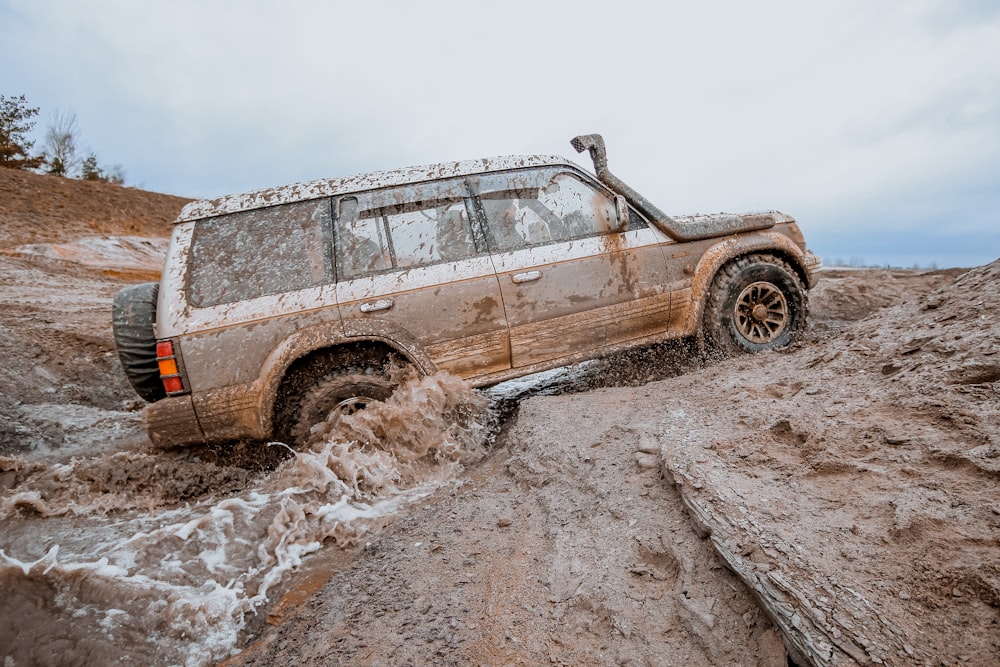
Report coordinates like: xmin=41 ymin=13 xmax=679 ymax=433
xmin=187 ymin=200 xmax=332 ymax=307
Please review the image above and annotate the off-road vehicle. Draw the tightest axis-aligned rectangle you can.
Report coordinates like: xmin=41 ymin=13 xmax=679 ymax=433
xmin=113 ymin=134 xmax=821 ymax=449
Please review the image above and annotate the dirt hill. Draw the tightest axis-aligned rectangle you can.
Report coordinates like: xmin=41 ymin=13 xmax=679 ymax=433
xmin=0 ymin=169 xmax=185 ymax=454
xmin=0 ymin=167 xmax=189 ymax=248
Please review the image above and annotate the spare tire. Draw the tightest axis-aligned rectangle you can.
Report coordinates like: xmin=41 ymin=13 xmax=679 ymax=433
xmin=112 ymin=282 xmax=166 ymax=403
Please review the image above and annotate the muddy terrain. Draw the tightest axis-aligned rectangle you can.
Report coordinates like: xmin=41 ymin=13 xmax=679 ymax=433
xmin=1 ymin=169 xmax=996 ymax=666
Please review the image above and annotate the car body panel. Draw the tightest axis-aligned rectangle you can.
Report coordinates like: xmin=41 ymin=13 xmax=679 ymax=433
xmin=490 ymin=229 xmax=672 ymax=367
xmin=337 ymin=256 xmax=510 ymax=378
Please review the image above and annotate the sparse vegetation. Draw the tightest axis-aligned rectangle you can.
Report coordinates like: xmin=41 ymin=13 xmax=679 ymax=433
xmin=81 ymin=152 xmax=102 ymax=180
xmin=825 ymin=256 xmax=941 ymax=270
xmin=1 ymin=93 xmax=126 ymax=184
xmin=0 ymin=94 xmax=44 ymax=170
xmin=81 ymin=151 xmax=125 ymax=184
xmin=43 ymin=109 xmax=81 ymax=177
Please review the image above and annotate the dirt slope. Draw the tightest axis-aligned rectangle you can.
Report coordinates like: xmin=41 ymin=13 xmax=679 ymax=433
xmin=0 ymin=169 xmax=187 ymax=455
xmin=658 ymin=260 xmax=1000 ymax=665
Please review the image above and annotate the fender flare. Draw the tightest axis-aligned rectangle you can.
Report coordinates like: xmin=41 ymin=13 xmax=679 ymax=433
xmin=683 ymin=232 xmax=810 ymax=333
xmin=254 ymin=319 xmax=439 ymax=434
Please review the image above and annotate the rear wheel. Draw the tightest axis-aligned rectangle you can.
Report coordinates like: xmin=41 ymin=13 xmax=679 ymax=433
xmin=291 ymin=371 xmax=395 ymax=447
xmin=702 ymin=254 xmax=807 ymax=357
xmin=275 ymin=352 xmax=407 ymax=448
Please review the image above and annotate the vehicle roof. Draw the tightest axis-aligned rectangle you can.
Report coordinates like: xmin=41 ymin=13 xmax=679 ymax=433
xmin=175 ymin=154 xmax=576 ymax=222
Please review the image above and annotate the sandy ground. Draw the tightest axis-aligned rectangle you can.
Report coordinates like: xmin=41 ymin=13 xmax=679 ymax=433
xmin=1 ymin=169 xmax=997 ymax=666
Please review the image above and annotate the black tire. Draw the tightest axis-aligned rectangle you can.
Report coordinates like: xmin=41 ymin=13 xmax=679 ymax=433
xmin=702 ymin=254 xmax=807 ymax=357
xmin=276 ymin=354 xmax=405 ymax=448
xmin=112 ymin=282 xmax=166 ymax=402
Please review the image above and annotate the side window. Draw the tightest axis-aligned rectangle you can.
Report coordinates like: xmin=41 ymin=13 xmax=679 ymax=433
xmin=336 ymin=196 xmax=392 ymax=280
xmin=536 ymin=173 xmax=618 ymax=240
xmin=335 ymin=181 xmax=479 ymax=280
xmin=187 ymin=200 xmax=331 ymax=307
xmin=383 ymin=198 xmax=475 ymax=269
xmin=477 ymin=189 xmax=548 ymax=251
xmin=473 ymin=169 xmax=620 ymax=252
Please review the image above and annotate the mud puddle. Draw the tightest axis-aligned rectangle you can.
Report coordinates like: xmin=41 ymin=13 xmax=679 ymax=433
xmin=0 ymin=373 xmax=489 ymax=666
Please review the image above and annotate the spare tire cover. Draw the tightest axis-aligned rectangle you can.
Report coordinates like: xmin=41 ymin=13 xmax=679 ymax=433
xmin=112 ymin=282 xmax=166 ymax=403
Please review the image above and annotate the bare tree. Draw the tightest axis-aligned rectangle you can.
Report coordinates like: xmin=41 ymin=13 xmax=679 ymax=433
xmin=43 ymin=109 xmax=80 ymax=176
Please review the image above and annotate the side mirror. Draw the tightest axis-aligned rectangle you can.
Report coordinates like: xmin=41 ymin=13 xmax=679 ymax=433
xmin=614 ymin=195 xmax=629 ymax=230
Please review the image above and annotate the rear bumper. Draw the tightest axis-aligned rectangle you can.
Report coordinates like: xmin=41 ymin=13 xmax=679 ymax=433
xmin=144 ymin=394 xmax=205 ymax=448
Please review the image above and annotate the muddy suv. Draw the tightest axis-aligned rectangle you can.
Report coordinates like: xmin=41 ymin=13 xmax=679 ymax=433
xmin=113 ymin=134 xmax=820 ymax=449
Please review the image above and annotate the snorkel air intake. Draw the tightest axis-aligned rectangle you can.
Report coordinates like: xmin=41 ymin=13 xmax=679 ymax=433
xmin=571 ymin=133 xmax=676 ymax=231
xmin=571 ymin=133 xmax=775 ymax=242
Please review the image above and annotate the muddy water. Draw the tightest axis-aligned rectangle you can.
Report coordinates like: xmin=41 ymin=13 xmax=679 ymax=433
xmin=0 ymin=373 xmax=489 ymax=666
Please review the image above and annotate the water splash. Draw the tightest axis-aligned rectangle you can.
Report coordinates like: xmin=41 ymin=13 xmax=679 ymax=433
xmin=0 ymin=372 xmax=490 ymax=666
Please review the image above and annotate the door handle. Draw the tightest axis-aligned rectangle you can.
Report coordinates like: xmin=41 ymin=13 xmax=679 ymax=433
xmin=511 ymin=270 xmax=542 ymax=284
xmin=359 ymin=298 xmax=394 ymax=313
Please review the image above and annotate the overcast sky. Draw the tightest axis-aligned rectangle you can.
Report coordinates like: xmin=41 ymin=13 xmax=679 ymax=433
xmin=2 ymin=0 xmax=998 ymax=267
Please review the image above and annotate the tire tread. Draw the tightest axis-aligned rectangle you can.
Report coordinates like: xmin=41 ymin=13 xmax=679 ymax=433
xmin=702 ymin=253 xmax=808 ymax=357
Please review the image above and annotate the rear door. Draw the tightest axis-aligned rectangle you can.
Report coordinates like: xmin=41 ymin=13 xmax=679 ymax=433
xmin=470 ymin=167 xmax=671 ymax=368
xmin=334 ymin=178 xmax=511 ymax=378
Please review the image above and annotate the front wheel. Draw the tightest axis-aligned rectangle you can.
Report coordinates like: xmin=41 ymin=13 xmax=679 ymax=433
xmin=702 ymin=254 xmax=807 ymax=357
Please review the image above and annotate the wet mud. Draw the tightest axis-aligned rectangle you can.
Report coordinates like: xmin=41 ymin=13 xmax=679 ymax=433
xmin=1 ymin=373 xmax=491 ymax=666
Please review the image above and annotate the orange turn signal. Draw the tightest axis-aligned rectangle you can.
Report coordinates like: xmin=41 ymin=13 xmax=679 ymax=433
xmin=156 ymin=339 xmax=186 ymax=394
xmin=158 ymin=358 xmax=179 ymax=376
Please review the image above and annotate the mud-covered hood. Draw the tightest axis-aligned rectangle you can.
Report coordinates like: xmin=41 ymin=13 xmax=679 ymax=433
xmin=659 ymin=210 xmax=788 ymax=242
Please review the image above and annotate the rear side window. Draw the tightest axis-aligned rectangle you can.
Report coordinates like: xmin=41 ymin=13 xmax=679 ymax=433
xmin=335 ymin=196 xmax=393 ymax=278
xmin=187 ymin=200 xmax=332 ymax=307
xmin=335 ymin=178 xmax=480 ymax=281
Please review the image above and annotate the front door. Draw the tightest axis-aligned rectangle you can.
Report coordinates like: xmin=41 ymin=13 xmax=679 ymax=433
xmin=470 ymin=167 xmax=671 ymax=368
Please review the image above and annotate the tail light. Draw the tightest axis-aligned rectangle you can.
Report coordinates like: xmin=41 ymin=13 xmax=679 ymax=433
xmin=156 ymin=340 xmax=188 ymax=395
